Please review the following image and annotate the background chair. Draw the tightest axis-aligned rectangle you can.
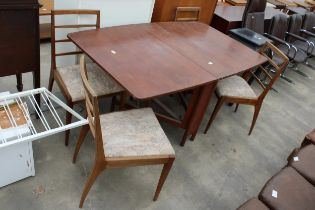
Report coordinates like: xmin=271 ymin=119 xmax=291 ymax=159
xmin=204 ymin=42 xmax=289 ymax=136
xmin=73 ymin=55 xmax=175 ymax=208
xmin=48 ymin=10 xmax=124 ymax=145
xmin=286 ymin=13 xmax=315 ymax=74
xmin=242 ymin=0 xmax=267 ymax=34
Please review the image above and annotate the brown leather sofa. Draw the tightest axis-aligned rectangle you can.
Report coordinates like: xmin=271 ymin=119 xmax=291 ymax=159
xmin=236 ymin=130 xmax=315 ymax=210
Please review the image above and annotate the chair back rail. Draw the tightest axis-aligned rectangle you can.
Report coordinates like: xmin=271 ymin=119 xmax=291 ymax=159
xmin=79 ymin=55 xmax=105 ymax=160
xmin=51 ymin=10 xmax=100 ymax=70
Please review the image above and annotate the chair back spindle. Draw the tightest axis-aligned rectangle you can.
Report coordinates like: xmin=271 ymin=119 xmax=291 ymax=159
xmin=51 ymin=10 xmax=100 ymax=71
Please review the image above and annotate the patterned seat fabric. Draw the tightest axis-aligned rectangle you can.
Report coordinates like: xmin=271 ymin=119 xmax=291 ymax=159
xmin=259 ymin=167 xmax=315 ymax=210
xmin=288 ymin=144 xmax=315 ymax=185
xmin=100 ymin=108 xmax=175 ymax=158
xmin=236 ymin=198 xmax=270 ymax=210
xmin=216 ymin=75 xmax=257 ymax=99
xmin=57 ymin=63 xmax=123 ymax=102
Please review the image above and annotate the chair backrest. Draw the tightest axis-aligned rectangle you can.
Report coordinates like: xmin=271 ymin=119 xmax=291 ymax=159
xmin=288 ymin=14 xmax=303 ymax=35
xmin=242 ymin=0 xmax=267 ymax=34
xmin=51 ymin=10 xmax=100 ymax=70
xmin=268 ymin=14 xmax=288 ymax=40
xmin=245 ymin=42 xmax=289 ymax=100
xmin=79 ymin=55 xmax=105 ymax=160
xmin=175 ymin=7 xmax=201 ymax=22
xmin=302 ymin=12 xmax=315 ymax=32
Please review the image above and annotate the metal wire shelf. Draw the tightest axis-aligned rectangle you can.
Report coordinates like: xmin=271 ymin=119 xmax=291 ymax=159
xmin=0 ymin=88 xmax=87 ymax=148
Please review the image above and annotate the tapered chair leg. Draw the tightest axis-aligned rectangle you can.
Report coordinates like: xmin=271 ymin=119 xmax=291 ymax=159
xmin=119 ymin=92 xmax=126 ymax=111
xmin=248 ymin=104 xmax=262 ymax=135
xmin=65 ymin=102 xmax=73 ymax=146
xmin=153 ymin=158 xmax=175 ymax=201
xmin=204 ymin=97 xmax=225 ymax=134
xmin=110 ymin=96 xmax=117 ymax=112
xmin=48 ymin=70 xmax=54 ymax=92
xmin=73 ymin=124 xmax=90 ymax=163
xmin=79 ymin=162 xmax=103 ymax=208
xmin=234 ymin=104 xmax=239 ymax=112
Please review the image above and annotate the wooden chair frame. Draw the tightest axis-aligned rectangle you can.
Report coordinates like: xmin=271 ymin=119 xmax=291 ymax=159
xmin=204 ymin=42 xmax=289 ymax=135
xmin=175 ymin=7 xmax=201 ymax=22
xmin=48 ymin=10 xmax=123 ymax=145
xmin=73 ymin=55 xmax=175 ymax=208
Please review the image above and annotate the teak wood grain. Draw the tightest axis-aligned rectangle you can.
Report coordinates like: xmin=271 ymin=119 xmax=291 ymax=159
xmin=68 ymin=23 xmax=216 ymax=100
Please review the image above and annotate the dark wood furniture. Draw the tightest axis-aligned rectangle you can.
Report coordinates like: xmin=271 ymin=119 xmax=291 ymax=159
xmin=211 ymin=6 xmax=285 ymax=34
xmin=0 ymin=0 xmax=40 ymax=93
xmin=73 ymin=55 xmax=175 ymax=208
xmin=68 ymin=22 xmax=267 ymax=146
xmin=204 ymin=42 xmax=289 ymax=135
xmin=152 ymin=0 xmax=218 ymax=24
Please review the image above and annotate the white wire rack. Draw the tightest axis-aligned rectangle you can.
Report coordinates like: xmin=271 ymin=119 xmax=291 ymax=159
xmin=0 ymin=88 xmax=88 ymax=148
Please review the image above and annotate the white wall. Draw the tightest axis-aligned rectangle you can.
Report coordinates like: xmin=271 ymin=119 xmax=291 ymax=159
xmin=54 ymin=0 xmax=155 ymax=66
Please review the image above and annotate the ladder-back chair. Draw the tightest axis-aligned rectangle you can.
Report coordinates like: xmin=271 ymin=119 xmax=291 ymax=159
xmin=48 ymin=10 xmax=124 ymax=146
xmin=73 ymin=55 xmax=175 ymax=208
xmin=204 ymin=42 xmax=289 ymax=135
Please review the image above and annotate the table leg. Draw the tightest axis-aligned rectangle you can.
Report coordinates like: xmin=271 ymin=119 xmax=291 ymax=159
xmin=180 ymin=82 xmax=217 ymax=146
xmin=16 ymin=74 xmax=23 ymax=91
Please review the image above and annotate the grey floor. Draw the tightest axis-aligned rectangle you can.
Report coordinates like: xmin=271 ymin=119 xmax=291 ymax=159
xmin=0 ymin=42 xmax=315 ymax=210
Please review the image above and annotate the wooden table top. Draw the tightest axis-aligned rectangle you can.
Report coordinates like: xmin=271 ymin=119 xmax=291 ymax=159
xmin=68 ymin=22 xmax=267 ymax=99
xmin=214 ymin=5 xmax=285 ymax=22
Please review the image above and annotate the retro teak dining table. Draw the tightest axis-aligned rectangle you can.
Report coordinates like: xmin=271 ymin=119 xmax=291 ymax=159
xmin=68 ymin=22 xmax=267 ymax=146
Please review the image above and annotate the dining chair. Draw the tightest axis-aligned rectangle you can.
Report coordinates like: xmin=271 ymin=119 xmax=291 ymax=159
xmin=174 ymin=7 xmax=201 ymax=22
xmin=48 ymin=10 xmax=124 ymax=146
xmin=204 ymin=42 xmax=289 ymax=135
xmin=73 ymin=55 xmax=175 ymax=208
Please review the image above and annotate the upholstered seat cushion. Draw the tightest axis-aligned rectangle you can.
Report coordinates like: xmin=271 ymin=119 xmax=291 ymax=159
xmin=100 ymin=108 xmax=175 ymax=158
xmin=236 ymin=198 xmax=270 ymax=210
xmin=288 ymin=144 xmax=315 ymax=185
xmin=57 ymin=63 xmax=123 ymax=102
xmin=259 ymin=167 xmax=315 ymax=210
xmin=216 ymin=75 xmax=257 ymax=99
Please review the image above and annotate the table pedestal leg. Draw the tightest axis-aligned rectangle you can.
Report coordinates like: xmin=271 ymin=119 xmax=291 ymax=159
xmin=16 ymin=74 xmax=23 ymax=91
xmin=180 ymin=82 xmax=217 ymax=146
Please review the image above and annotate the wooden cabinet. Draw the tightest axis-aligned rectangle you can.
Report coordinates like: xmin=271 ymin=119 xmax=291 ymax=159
xmin=0 ymin=0 xmax=40 ymax=92
xmin=152 ymin=0 xmax=218 ymax=24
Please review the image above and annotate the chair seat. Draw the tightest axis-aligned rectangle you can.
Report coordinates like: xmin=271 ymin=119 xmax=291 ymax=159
xmin=57 ymin=63 xmax=123 ymax=102
xmin=288 ymin=144 xmax=315 ymax=185
xmin=100 ymin=108 xmax=175 ymax=158
xmin=236 ymin=198 xmax=270 ymax=210
xmin=216 ymin=75 xmax=257 ymax=99
xmin=276 ymin=44 xmax=307 ymax=63
xmin=259 ymin=167 xmax=315 ymax=210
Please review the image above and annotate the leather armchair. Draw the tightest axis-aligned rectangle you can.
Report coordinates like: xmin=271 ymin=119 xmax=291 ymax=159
xmin=242 ymin=0 xmax=267 ymax=34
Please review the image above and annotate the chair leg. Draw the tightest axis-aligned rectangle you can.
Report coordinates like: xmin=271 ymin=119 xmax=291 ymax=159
xmin=119 ymin=92 xmax=126 ymax=111
xmin=48 ymin=70 xmax=54 ymax=92
xmin=204 ymin=97 xmax=225 ymax=134
xmin=79 ymin=162 xmax=103 ymax=208
xmin=248 ymin=104 xmax=262 ymax=135
xmin=153 ymin=158 xmax=175 ymax=201
xmin=234 ymin=104 xmax=239 ymax=112
xmin=110 ymin=96 xmax=117 ymax=112
xmin=73 ymin=124 xmax=90 ymax=163
xmin=65 ymin=102 xmax=73 ymax=146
